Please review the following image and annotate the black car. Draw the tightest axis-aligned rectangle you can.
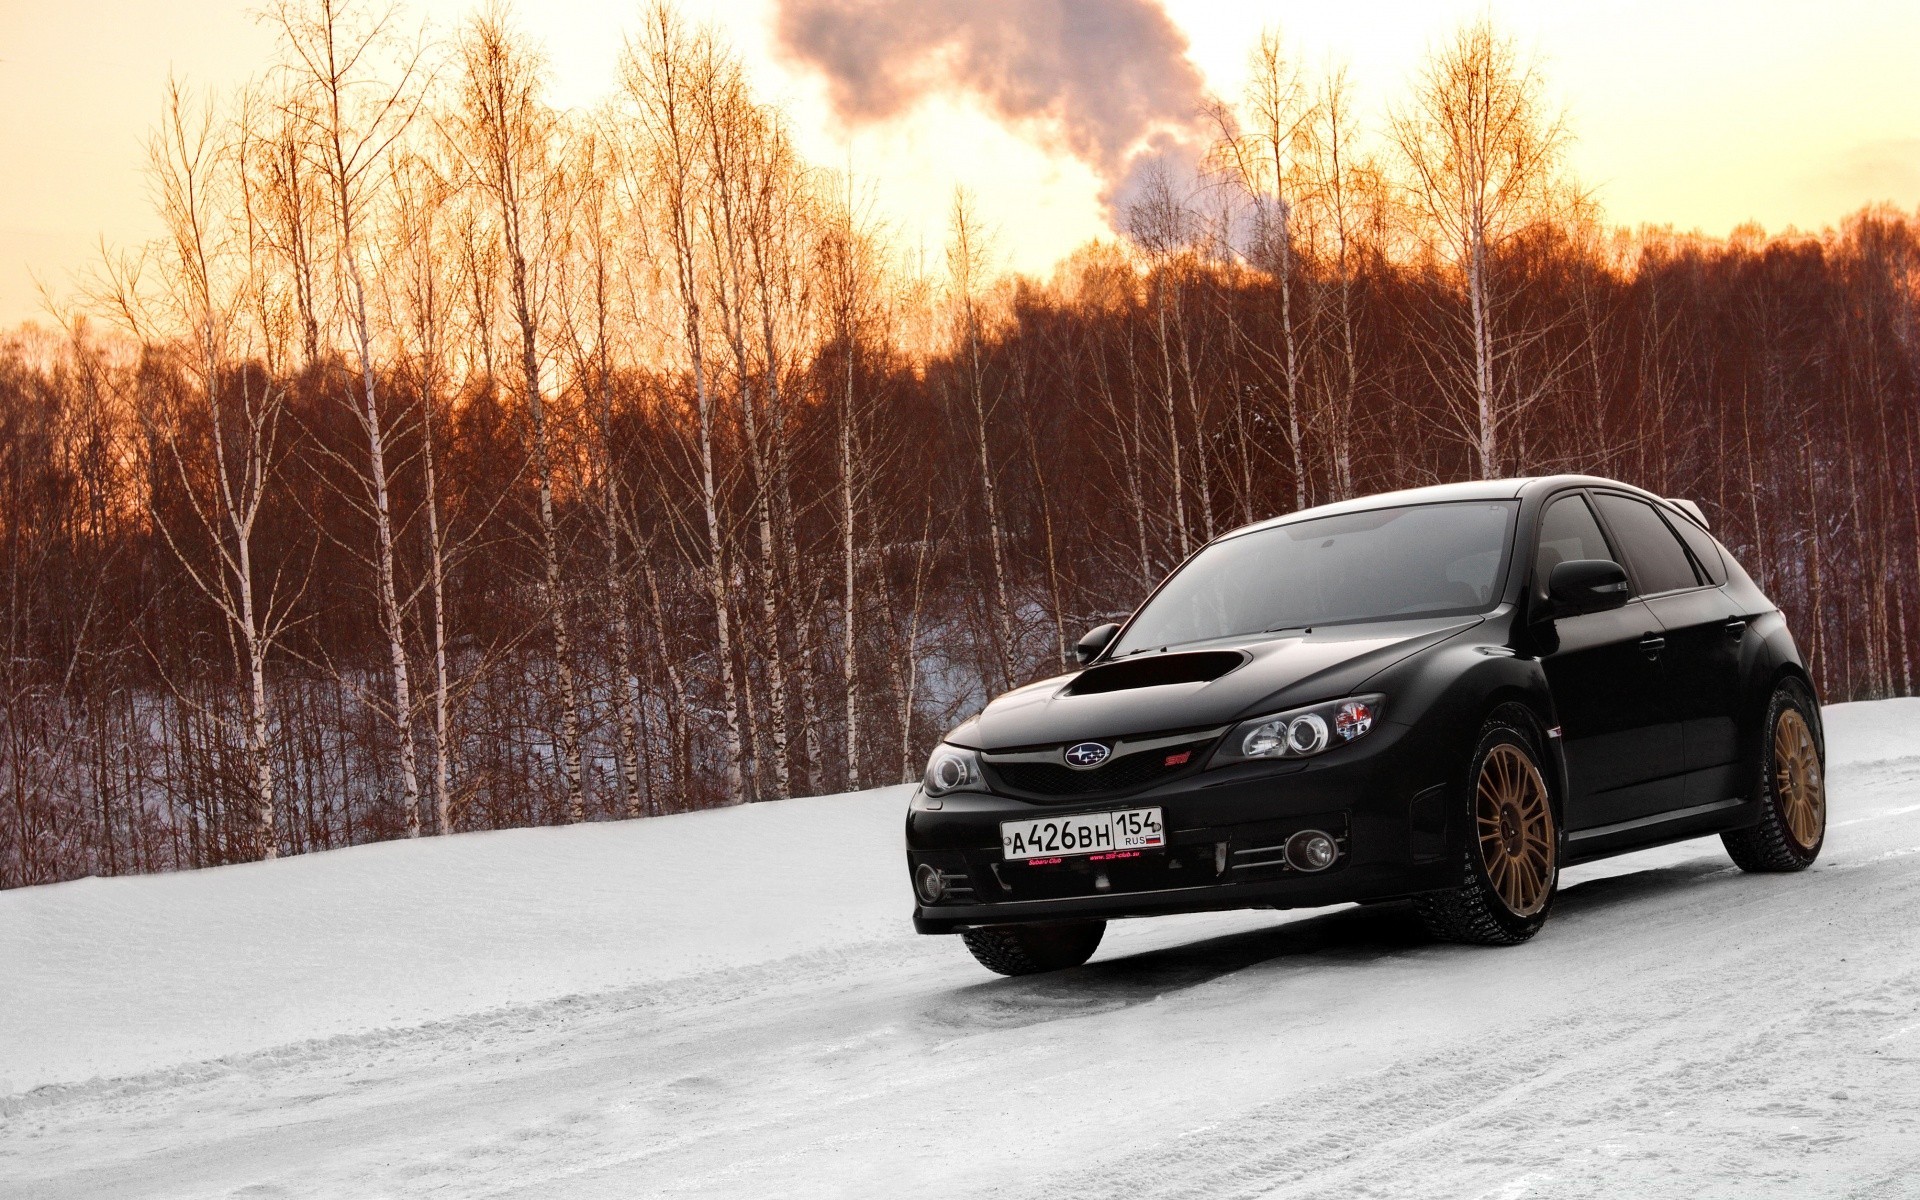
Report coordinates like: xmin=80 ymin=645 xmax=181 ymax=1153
xmin=906 ymin=476 xmax=1826 ymax=975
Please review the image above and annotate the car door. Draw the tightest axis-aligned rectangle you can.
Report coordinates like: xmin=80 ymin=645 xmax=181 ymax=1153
xmin=1591 ymin=492 xmax=1746 ymax=809
xmin=1533 ymin=492 xmax=1684 ymax=831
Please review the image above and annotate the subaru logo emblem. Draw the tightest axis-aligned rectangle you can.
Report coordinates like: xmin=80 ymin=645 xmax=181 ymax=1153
xmin=1064 ymin=742 xmax=1111 ymax=769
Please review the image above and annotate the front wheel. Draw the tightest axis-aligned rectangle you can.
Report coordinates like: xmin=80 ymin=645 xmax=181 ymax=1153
xmin=1723 ymin=680 xmax=1825 ymax=872
xmin=1415 ymin=713 xmax=1558 ymax=946
xmin=961 ymin=920 xmax=1106 ymax=976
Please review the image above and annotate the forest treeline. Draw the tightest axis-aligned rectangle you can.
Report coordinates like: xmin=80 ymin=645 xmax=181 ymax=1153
xmin=4 ymin=3 xmax=1918 ymax=887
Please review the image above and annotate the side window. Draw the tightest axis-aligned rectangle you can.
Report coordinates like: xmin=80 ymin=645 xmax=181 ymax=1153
xmin=1665 ymin=509 xmax=1727 ymax=586
xmin=1534 ymin=495 xmax=1613 ymax=591
xmin=1593 ymin=494 xmax=1701 ymax=595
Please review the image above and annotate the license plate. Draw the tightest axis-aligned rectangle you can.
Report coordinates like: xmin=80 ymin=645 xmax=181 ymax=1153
xmin=1001 ymin=807 xmax=1165 ymax=861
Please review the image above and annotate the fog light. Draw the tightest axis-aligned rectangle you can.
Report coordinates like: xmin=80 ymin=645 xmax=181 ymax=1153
xmin=914 ymin=862 xmax=946 ymax=904
xmin=1286 ymin=830 xmax=1339 ymax=872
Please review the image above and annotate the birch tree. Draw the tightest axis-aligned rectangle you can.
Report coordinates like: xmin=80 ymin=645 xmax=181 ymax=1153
xmin=560 ymin=130 xmax=648 ymax=818
xmin=271 ymin=0 xmax=429 ymax=835
xmin=694 ymin=66 xmax=784 ymax=797
xmin=385 ymin=152 xmax=461 ymax=834
xmin=621 ymin=2 xmax=748 ymax=803
xmin=1388 ymin=17 xmax=1570 ymax=476
xmin=819 ymin=183 xmax=886 ymax=788
xmin=1303 ymin=64 xmax=1377 ymax=498
xmin=1209 ymin=28 xmax=1312 ymax=509
xmin=453 ymin=12 xmax=589 ymax=820
xmin=104 ymin=81 xmax=293 ymax=859
xmin=947 ymin=190 xmax=1017 ymax=693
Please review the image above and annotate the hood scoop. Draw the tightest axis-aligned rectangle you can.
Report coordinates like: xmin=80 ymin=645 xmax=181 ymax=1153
xmin=1065 ymin=650 xmax=1248 ymax=696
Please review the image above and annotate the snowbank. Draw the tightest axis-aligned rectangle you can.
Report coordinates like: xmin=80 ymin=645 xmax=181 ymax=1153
xmin=0 ymin=786 xmax=913 ymax=1091
xmin=1821 ymin=694 xmax=1920 ymax=766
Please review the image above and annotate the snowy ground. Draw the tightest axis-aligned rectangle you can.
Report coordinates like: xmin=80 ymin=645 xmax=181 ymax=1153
xmin=4 ymin=701 xmax=1919 ymax=1199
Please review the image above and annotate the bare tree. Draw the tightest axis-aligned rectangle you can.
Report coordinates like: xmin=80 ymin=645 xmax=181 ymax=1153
xmin=1209 ymin=27 xmax=1312 ymax=508
xmin=559 ymin=129 xmax=648 ymax=818
xmin=947 ymin=190 xmax=1017 ymax=692
xmin=1388 ymin=17 xmax=1571 ymax=476
xmin=819 ymin=180 xmax=888 ymax=788
xmin=621 ymin=2 xmax=748 ymax=803
xmin=694 ymin=65 xmax=792 ymax=798
xmin=245 ymin=82 xmax=327 ymax=367
xmin=384 ymin=151 xmax=463 ymax=834
xmin=100 ymin=81 xmax=296 ymax=859
xmin=1125 ymin=166 xmax=1201 ymax=556
xmin=1302 ymin=64 xmax=1378 ymax=498
xmin=452 ymin=10 xmax=589 ymax=820
xmin=271 ymin=0 xmax=430 ymax=834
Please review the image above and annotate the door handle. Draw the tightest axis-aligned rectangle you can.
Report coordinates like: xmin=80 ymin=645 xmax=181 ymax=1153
xmin=1724 ymin=618 xmax=1747 ymax=640
xmin=1639 ymin=634 xmax=1666 ymax=660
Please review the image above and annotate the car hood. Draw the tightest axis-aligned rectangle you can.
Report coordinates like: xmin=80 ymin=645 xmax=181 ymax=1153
xmin=947 ymin=616 xmax=1483 ymax=751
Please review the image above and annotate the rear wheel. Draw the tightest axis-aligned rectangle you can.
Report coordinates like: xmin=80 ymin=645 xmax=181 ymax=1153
xmin=1415 ymin=714 xmax=1558 ymax=946
xmin=1723 ymin=680 xmax=1825 ymax=872
xmin=961 ymin=920 xmax=1106 ymax=976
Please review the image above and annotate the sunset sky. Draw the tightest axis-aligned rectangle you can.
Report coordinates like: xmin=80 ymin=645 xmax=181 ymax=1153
xmin=2 ymin=0 xmax=1916 ymax=329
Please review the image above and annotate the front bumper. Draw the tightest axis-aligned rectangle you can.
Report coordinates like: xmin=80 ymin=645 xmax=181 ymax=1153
xmin=906 ymin=718 xmax=1460 ymax=933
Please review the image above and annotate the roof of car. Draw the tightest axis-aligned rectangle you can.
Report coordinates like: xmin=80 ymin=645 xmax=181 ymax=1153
xmin=1218 ymin=475 xmax=1659 ymax=542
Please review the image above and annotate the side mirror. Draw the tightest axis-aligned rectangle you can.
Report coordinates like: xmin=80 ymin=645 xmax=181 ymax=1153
xmin=1547 ymin=559 xmax=1632 ymax=618
xmin=1074 ymin=622 xmax=1121 ymax=666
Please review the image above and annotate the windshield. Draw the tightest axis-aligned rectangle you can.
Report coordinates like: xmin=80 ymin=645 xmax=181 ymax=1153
xmin=1109 ymin=501 xmax=1517 ymax=656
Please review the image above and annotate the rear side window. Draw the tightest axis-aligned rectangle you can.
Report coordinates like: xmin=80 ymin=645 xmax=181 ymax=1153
xmin=1534 ymin=495 xmax=1613 ymax=590
xmin=1665 ymin=509 xmax=1727 ymax=586
xmin=1593 ymin=494 xmax=1701 ymax=595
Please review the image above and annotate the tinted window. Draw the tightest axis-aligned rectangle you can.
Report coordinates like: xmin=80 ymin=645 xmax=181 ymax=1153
xmin=1111 ymin=502 xmax=1516 ymax=655
xmin=1593 ymin=494 xmax=1701 ymax=595
xmin=1534 ymin=495 xmax=1614 ymax=589
xmin=1666 ymin=510 xmax=1727 ymax=586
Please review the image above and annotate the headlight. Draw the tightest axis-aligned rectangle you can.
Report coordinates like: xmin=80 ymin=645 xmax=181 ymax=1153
xmin=923 ymin=744 xmax=988 ymax=796
xmin=1215 ymin=695 xmax=1385 ymax=765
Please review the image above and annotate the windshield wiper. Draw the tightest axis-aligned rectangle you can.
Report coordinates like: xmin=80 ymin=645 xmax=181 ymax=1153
xmin=1263 ymin=624 xmax=1313 ymax=635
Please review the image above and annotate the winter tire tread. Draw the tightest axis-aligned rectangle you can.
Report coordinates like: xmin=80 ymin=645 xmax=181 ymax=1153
xmin=1722 ymin=678 xmax=1824 ymax=873
xmin=1414 ymin=709 xmax=1556 ymax=947
xmin=961 ymin=920 xmax=1106 ymax=976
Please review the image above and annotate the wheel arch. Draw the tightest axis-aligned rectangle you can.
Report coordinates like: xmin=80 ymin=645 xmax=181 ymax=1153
xmin=1765 ymin=662 xmax=1824 ymax=755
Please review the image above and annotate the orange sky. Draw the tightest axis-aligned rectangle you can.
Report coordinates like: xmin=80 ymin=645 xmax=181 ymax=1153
xmin=2 ymin=0 xmax=1916 ymax=328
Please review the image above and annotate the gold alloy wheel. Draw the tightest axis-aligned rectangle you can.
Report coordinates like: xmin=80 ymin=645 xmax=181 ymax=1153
xmin=1476 ymin=743 xmax=1557 ymax=917
xmin=1774 ymin=708 xmax=1825 ymax=850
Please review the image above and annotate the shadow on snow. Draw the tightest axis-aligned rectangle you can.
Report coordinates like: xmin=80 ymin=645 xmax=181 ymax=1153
xmin=915 ymin=852 xmax=1742 ymax=1033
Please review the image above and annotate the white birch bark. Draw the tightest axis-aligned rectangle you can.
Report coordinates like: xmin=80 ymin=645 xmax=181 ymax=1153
xmin=949 ymin=196 xmax=1018 ymax=691
xmin=623 ymin=8 xmax=747 ymax=802
xmin=146 ymin=83 xmax=284 ymax=859
xmin=274 ymin=0 xmax=426 ymax=835
xmin=1388 ymin=19 xmax=1569 ymax=479
xmin=457 ymin=15 xmax=586 ymax=820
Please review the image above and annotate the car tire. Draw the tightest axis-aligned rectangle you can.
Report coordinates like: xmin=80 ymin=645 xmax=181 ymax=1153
xmin=961 ymin=921 xmax=1106 ymax=976
xmin=1722 ymin=679 xmax=1825 ymax=872
xmin=1414 ymin=711 xmax=1558 ymax=946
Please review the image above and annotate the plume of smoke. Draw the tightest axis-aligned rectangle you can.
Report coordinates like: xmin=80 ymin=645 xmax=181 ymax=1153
xmin=773 ymin=0 xmax=1211 ymax=228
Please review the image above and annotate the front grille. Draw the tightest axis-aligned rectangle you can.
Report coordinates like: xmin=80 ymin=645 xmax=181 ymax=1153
xmin=985 ymin=737 xmax=1217 ymax=797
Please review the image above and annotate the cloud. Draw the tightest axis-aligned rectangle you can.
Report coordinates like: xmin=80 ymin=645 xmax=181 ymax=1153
xmin=772 ymin=0 xmax=1212 ymax=223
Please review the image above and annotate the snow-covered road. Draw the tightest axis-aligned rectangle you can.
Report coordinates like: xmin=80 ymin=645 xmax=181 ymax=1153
xmin=5 ymin=701 xmax=1920 ymax=1198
